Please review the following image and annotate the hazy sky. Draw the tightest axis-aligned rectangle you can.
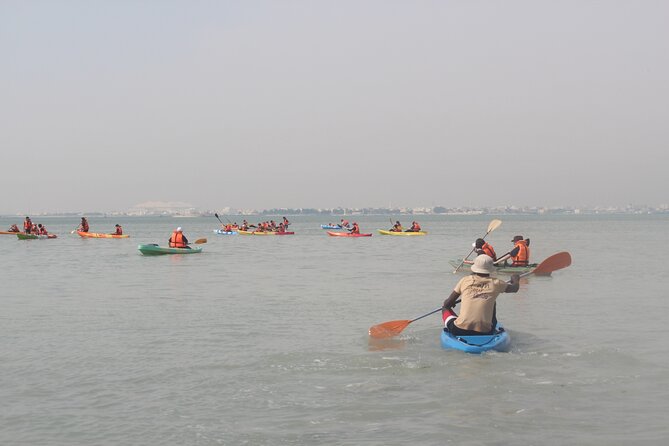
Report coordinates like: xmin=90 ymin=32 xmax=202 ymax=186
xmin=2 ymin=1 xmax=668 ymax=214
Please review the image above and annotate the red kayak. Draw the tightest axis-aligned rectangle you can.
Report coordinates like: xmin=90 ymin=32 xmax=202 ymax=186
xmin=327 ymin=231 xmax=372 ymax=237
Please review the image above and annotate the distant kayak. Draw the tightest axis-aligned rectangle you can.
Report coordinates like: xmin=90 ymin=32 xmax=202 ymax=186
xmin=77 ymin=231 xmax=129 ymax=239
xmin=377 ymin=229 xmax=427 ymax=236
xmin=321 ymin=224 xmax=343 ymax=229
xmin=137 ymin=244 xmax=203 ymax=255
xmin=213 ymin=229 xmax=238 ymax=235
xmin=239 ymin=230 xmax=295 ymax=236
xmin=449 ymin=258 xmax=537 ymax=275
xmin=440 ymin=325 xmax=511 ymax=354
xmin=16 ymin=233 xmax=57 ymax=240
xmin=327 ymin=231 xmax=372 ymax=237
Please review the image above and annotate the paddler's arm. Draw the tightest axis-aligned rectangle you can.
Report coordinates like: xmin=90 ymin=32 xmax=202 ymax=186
xmin=443 ymin=290 xmax=460 ymax=310
xmin=505 ymin=274 xmax=520 ymax=293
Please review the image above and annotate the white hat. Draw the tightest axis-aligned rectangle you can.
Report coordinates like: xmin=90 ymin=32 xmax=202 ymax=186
xmin=471 ymin=255 xmax=494 ymax=274
xmin=176 ymin=227 xmax=182 ymax=232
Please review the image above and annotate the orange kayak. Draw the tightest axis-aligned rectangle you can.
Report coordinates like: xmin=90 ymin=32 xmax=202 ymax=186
xmin=77 ymin=231 xmax=129 ymax=239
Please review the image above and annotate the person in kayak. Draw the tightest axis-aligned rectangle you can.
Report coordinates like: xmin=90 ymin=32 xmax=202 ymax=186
xmin=496 ymin=235 xmax=530 ymax=266
xmin=169 ymin=227 xmax=189 ymax=249
xmin=442 ymin=255 xmax=520 ymax=335
xmin=474 ymin=238 xmax=497 ymax=262
xmin=37 ymin=224 xmax=48 ymax=235
xmin=406 ymin=221 xmax=422 ymax=232
xmin=78 ymin=217 xmax=90 ymax=233
xmin=24 ymin=217 xmax=33 ymax=234
xmin=282 ymin=217 xmax=290 ymax=228
xmin=390 ymin=221 xmax=403 ymax=232
xmin=349 ymin=222 xmax=360 ymax=234
xmin=114 ymin=224 xmax=123 ymax=235
xmin=7 ymin=224 xmax=20 ymax=232
xmin=340 ymin=219 xmax=350 ymax=229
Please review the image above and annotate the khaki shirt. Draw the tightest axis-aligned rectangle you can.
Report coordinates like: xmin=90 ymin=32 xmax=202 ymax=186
xmin=453 ymin=275 xmax=509 ymax=332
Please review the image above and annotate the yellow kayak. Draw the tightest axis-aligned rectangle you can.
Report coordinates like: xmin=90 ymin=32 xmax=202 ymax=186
xmin=77 ymin=231 xmax=129 ymax=239
xmin=377 ymin=229 xmax=427 ymax=236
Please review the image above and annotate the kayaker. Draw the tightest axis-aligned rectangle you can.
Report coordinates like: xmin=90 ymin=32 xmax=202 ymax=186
xmin=390 ymin=221 xmax=403 ymax=232
xmin=282 ymin=217 xmax=290 ymax=227
xmin=474 ymin=238 xmax=497 ymax=261
xmin=37 ymin=224 xmax=48 ymax=235
xmin=169 ymin=227 xmax=189 ymax=249
xmin=496 ymin=236 xmax=530 ymax=266
xmin=406 ymin=221 xmax=421 ymax=232
xmin=114 ymin=224 xmax=123 ymax=235
xmin=31 ymin=223 xmax=38 ymax=234
xmin=24 ymin=217 xmax=32 ymax=234
xmin=8 ymin=224 xmax=20 ymax=233
xmin=340 ymin=219 xmax=350 ymax=229
xmin=349 ymin=222 xmax=360 ymax=234
xmin=442 ymin=255 xmax=520 ymax=335
xmin=78 ymin=217 xmax=90 ymax=233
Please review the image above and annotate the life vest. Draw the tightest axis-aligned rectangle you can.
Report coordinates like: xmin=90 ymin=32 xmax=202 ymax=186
xmin=481 ymin=243 xmax=497 ymax=261
xmin=413 ymin=223 xmax=421 ymax=231
xmin=169 ymin=231 xmax=186 ymax=248
xmin=342 ymin=220 xmax=349 ymax=226
xmin=81 ymin=220 xmax=89 ymax=232
xmin=24 ymin=220 xmax=32 ymax=232
xmin=351 ymin=224 xmax=360 ymax=234
xmin=511 ymin=240 xmax=529 ymax=266
xmin=40 ymin=226 xmax=48 ymax=235
xmin=115 ymin=226 xmax=123 ymax=235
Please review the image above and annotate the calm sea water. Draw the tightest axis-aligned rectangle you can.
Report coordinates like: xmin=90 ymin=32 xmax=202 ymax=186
xmin=1 ymin=214 xmax=668 ymax=445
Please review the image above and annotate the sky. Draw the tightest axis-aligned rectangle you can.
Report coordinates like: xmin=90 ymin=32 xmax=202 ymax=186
xmin=1 ymin=1 xmax=668 ymax=214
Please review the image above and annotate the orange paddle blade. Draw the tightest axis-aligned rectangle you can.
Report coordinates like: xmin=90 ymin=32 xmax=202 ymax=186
xmin=533 ymin=251 xmax=571 ymax=276
xmin=369 ymin=320 xmax=411 ymax=339
xmin=193 ymin=238 xmax=207 ymax=244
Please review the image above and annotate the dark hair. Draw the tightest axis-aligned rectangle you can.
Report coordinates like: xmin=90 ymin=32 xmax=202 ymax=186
xmin=475 ymin=238 xmax=485 ymax=248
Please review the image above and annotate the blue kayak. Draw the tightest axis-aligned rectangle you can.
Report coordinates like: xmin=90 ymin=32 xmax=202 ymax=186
xmin=321 ymin=224 xmax=342 ymax=229
xmin=440 ymin=325 xmax=510 ymax=354
xmin=213 ymin=229 xmax=238 ymax=235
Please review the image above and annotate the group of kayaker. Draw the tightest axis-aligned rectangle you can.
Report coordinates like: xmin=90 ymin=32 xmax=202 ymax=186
xmin=387 ymin=220 xmax=422 ymax=232
xmin=6 ymin=217 xmax=52 ymax=235
xmin=7 ymin=216 xmax=124 ymax=237
xmin=473 ymin=234 xmax=530 ymax=267
xmin=232 ymin=217 xmax=291 ymax=233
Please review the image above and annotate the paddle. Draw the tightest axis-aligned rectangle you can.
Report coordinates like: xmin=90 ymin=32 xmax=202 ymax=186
xmin=369 ymin=251 xmax=572 ymax=339
xmin=452 ymin=219 xmax=502 ymax=273
xmin=191 ymin=238 xmax=207 ymax=244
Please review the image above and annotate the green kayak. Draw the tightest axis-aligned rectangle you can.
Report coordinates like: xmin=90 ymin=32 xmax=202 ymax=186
xmin=138 ymin=244 xmax=203 ymax=255
xmin=449 ymin=258 xmax=537 ymax=274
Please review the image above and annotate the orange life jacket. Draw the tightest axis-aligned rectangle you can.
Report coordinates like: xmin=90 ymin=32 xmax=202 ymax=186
xmin=412 ymin=223 xmax=421 ymax=231
xmin=24 ymin=220 xmax=32 ymax=232
xmin=512 ymin=240 xmax=529 ymax=266
xmin=481 ymin=243 xmax=497 ymax=261
xmin=351 ymin=224 xmax=360 ymax=234
xmin=115 ymin=226 xmax=123 ymax=235
xmin=169 ymin=231 xmax=186 ymax=248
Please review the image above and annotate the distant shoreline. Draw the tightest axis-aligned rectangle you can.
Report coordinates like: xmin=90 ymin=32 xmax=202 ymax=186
xmin=2 ymin=206 xmax=668 ymax=218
